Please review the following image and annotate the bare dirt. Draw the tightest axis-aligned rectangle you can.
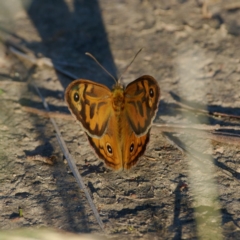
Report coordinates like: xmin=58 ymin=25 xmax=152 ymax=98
xmin=1 ymin=0 xmax=240 ymax=239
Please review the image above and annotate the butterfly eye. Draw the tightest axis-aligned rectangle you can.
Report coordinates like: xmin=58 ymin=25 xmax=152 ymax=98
xmin=106 ymin=143 xmax=113 ymax=155
xmin=149 ymin=88 xmax=154 ymax=98
xmin=130 ymin=143 xmax=134 ymax=153
xmin=74 ymin=92 xmax=79 ymax=102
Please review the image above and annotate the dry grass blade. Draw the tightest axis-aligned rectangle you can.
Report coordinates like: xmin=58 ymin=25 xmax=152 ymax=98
xmin=153 ymin=124 xmax=240 ymax=145
xmin=32 ymin=84 xmax=105 ymax=232
xmin=171 ymin=95 xmax=240 ymax=120
xmin=153 ymin=123 xmax=240 ymax=131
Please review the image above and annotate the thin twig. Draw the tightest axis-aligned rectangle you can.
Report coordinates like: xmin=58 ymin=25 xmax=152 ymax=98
xmin=32 ymin=84 xmax=105 ymax=232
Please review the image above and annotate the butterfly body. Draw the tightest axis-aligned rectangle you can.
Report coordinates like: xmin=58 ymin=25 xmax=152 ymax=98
xmin=65 ymin=75 xmax=160 ymax=170
xmin=111 ymin=85 xmax=125 ymax=113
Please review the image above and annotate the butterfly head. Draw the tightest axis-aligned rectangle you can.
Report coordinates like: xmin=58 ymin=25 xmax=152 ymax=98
xmin=112 ymin=80 xmax=123 ymax=89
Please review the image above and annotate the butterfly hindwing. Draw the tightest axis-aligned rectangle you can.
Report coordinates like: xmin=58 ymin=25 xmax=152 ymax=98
xmin=87 ymin=114 xmax=150 ymax=170
xmin=87 ymin=116 xmax=122 ymax=170
xmin=123 ymin=127 xmax=150 ymax=170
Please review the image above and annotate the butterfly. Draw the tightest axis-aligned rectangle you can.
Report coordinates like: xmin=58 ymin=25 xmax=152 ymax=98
xmin=65 ymin=55 xmax=160 ymax=170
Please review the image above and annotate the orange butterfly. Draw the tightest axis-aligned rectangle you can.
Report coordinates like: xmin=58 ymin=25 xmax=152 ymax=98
xmin=65 ymin=54 xmax=160 ymax=170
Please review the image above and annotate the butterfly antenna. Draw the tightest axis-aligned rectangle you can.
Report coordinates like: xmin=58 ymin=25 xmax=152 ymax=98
xmin=118 ymin=48 xmax=143 ymax=84
xmin=85 ymin=52 xmax=117 ymax=83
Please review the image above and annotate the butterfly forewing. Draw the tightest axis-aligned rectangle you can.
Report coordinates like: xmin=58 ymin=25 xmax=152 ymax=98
xmin=65 ymin=79 xmax=112 ymax=137
xmin=125 ymin=75 xmax=160 ymax=136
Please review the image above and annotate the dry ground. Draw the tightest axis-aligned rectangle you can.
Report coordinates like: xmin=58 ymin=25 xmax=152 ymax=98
xmin=1 ymin=0 xmax=240 ymax=239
